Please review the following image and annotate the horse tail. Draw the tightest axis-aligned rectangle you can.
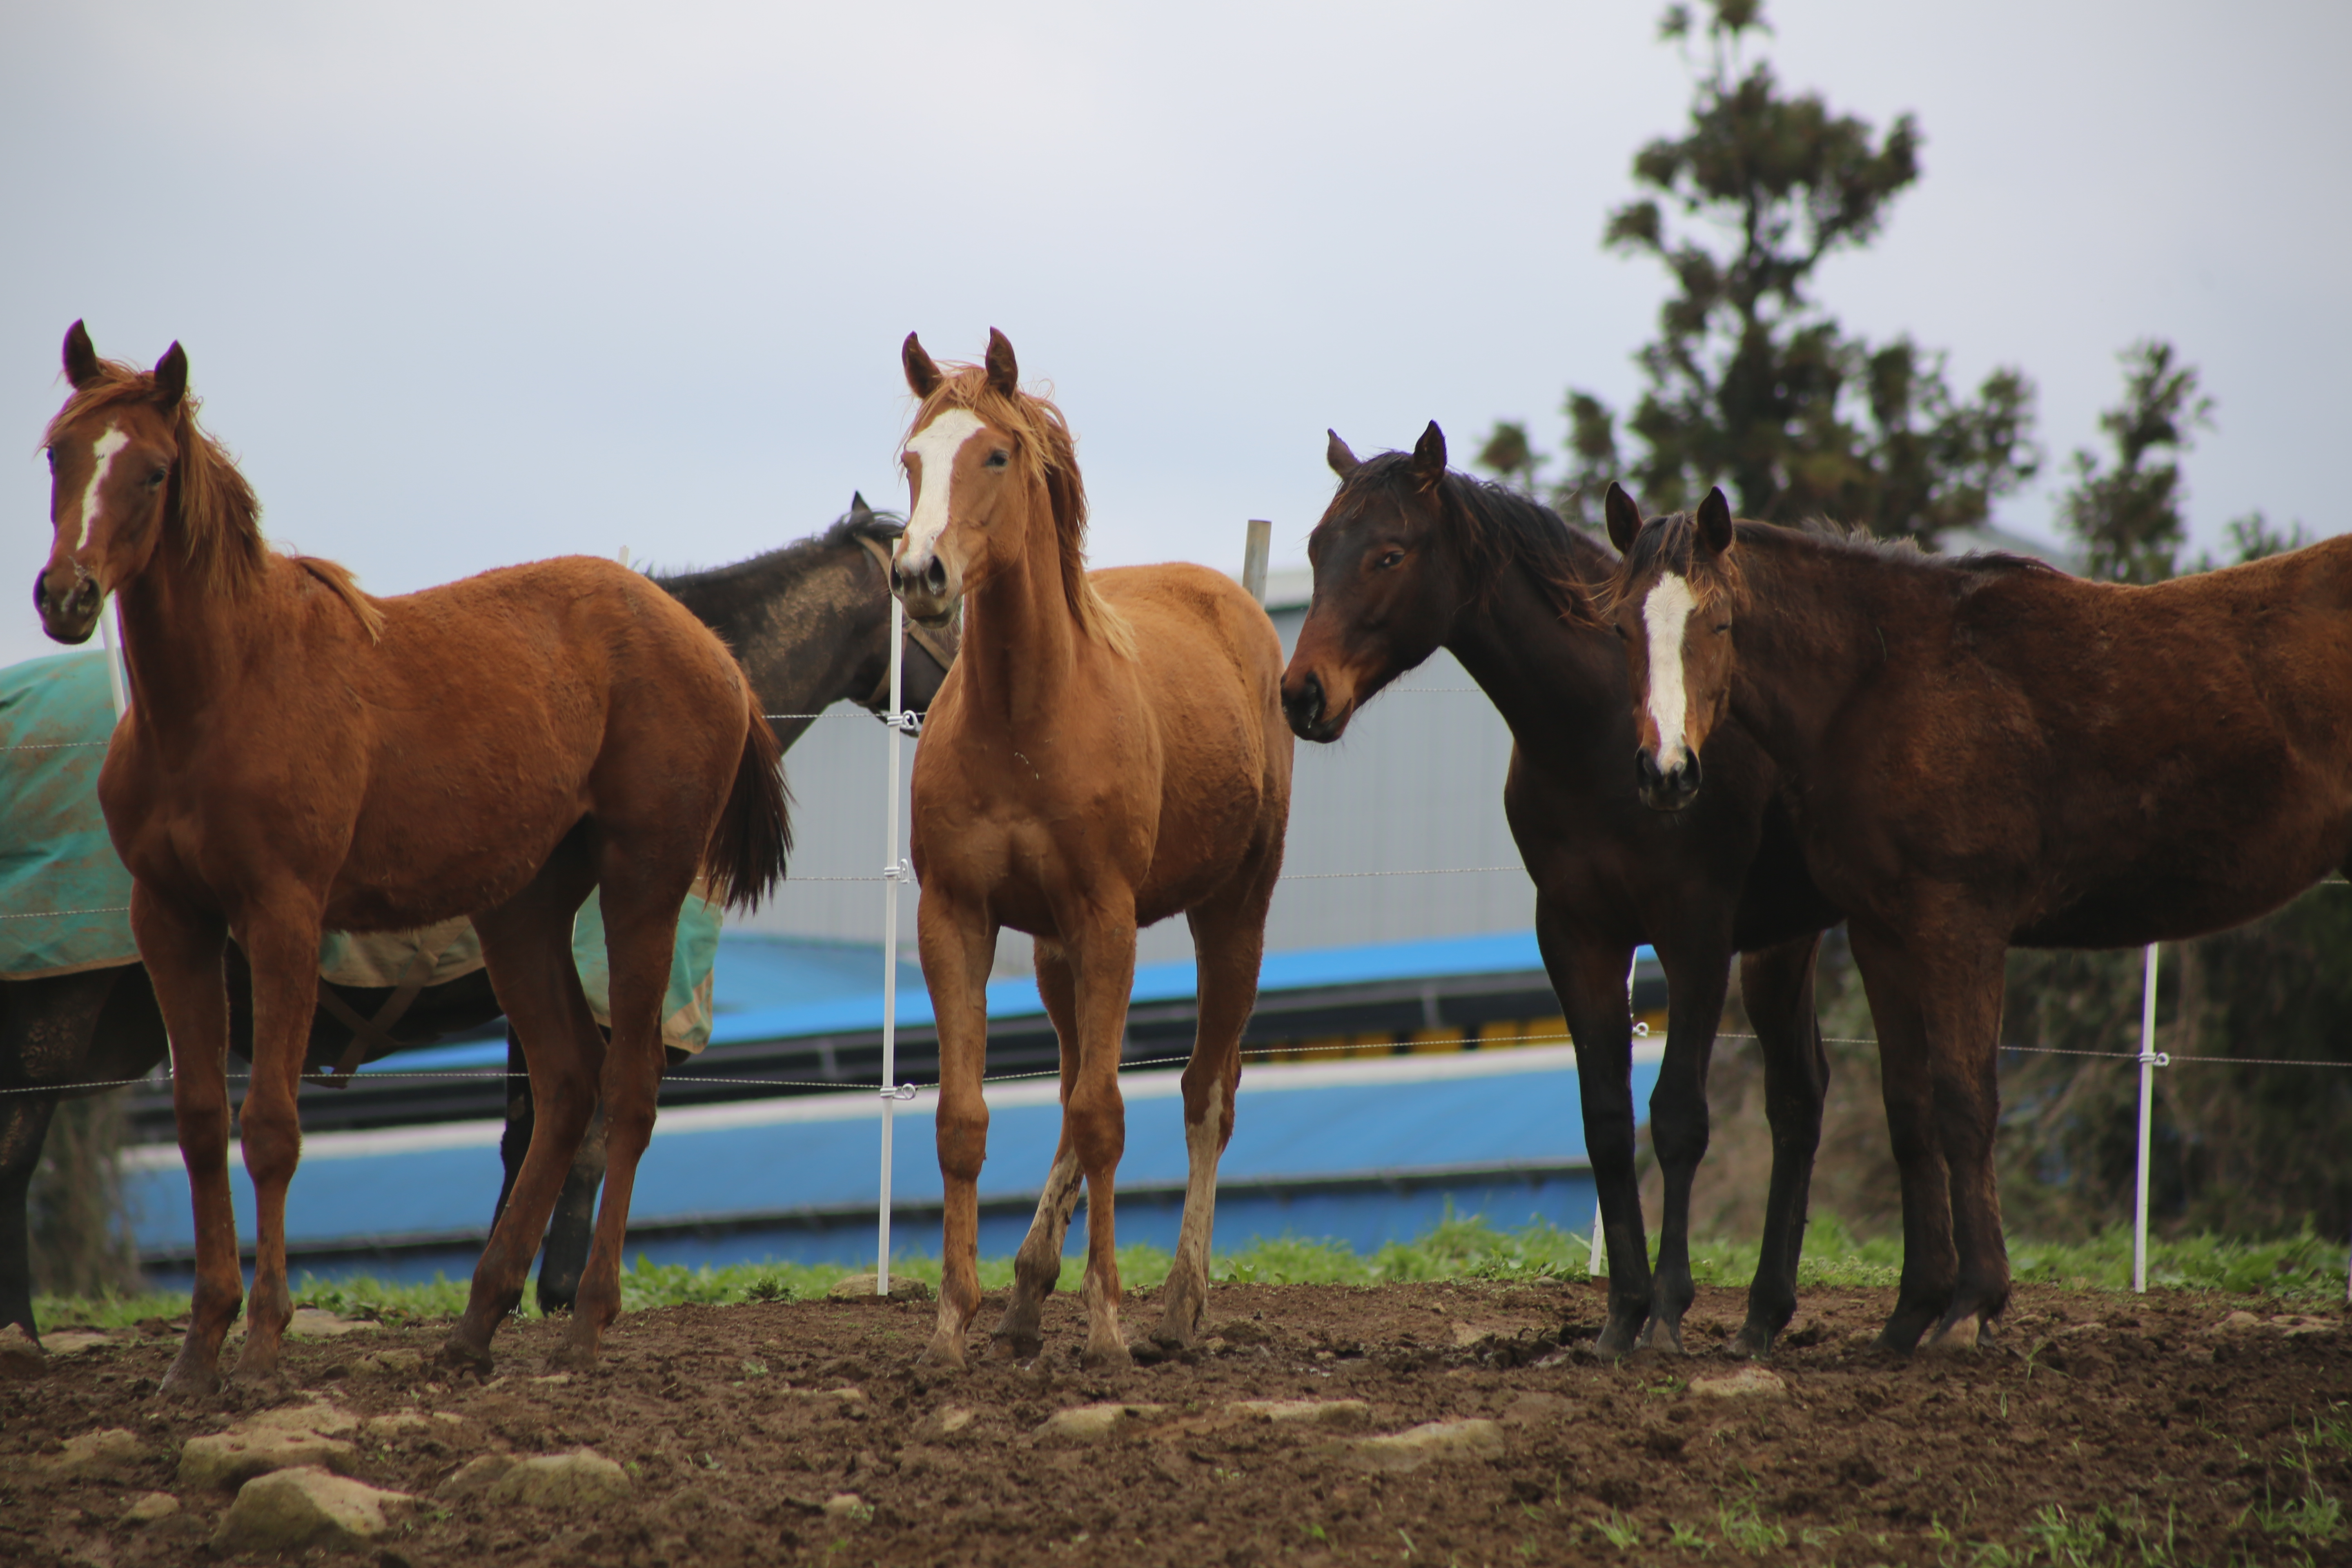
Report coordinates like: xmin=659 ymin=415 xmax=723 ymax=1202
xmin=704 ymin=693 xmax=791 ymax=913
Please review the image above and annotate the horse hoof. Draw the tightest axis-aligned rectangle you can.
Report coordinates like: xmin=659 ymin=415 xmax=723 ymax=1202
xmin=988 ymin=1329 xmax=1042 ymax=1363
xmin=1081 ymin=1339 xmax=1134 ymax=1372
xmin=546 ymin=1341 xmax=598 ymax=1374
xmin=1726 ymin=1325 xmax=1775 ymax=1360
xmin=1638 ymin=1317 xmax=1688 ymax=1355
xmin=438 ymin=1336 xmax=495 ymax=1377
xmin=157 ymin=1357 xmax=220 ymax=1401
xmin=1922 ymin=1312 xmax=1985 ymax=1355
xmin=1592 ymin=1321 xmax=1643 ymax=1361
xmin=917 ymin=1335 xmax=969 ymax=1372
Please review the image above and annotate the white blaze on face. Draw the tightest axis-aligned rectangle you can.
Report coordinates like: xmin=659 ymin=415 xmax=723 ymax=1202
xmin=900 ymin=408 xmax=987 ymax=564
xmin=1641 ymin=572 xmax=1699 ymax=769
xmin=71 ymin=426 xmax=130 ymax=551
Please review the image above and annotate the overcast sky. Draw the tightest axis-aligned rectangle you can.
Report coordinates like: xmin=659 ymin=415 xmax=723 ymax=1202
xmin=3 ymin=1 xmax=2344 ymax=673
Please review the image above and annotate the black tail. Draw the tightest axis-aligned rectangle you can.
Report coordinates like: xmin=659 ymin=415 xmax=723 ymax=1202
xmin=703 ymin=694 xmax=791 ymax=913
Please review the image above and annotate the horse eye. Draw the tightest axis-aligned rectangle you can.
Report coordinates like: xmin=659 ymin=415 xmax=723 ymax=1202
xmin=984 ymin=450 xmax=1009 ymax=469
xmin=1713 ymin=621 xmax=1730 ymax=634
xmin=147 ymin=467 xmax=168 ymax=488
xmin=1376 ymin=550 xmax=1404 ymax=569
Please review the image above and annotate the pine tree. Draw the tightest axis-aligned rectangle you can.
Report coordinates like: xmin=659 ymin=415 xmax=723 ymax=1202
xmin=2058 ymin=339 xmax=2212 ymax=583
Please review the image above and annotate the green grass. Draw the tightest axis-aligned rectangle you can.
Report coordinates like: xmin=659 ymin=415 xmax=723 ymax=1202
xmin=32 ymin=1210 xmax=2349 ymax=1329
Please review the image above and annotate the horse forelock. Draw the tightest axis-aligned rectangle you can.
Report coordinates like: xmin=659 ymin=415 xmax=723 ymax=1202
xmin=903 ymin=363 xmax=1132 ymax=657
xmin=1323 ymin=454 xmax=1601 ymax=626
xmin=1603 ymin=510 xmax=1748 ymax=620
xmin=44 ymin=356 xmax=267 ymax=601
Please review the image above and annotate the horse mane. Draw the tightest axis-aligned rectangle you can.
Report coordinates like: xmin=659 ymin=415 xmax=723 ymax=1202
xmin=43 ymin=354 xmax=384 ymax=641
xmin=1613 ymin=510 xmax=2057 ymax=614
xmin=651 ymin=502 xmax=904 ymax=586
xmin=902 ymin=363 xmax=1135 ymax=659
xmin=1335 ymin=454 xmax=1604 ymax=625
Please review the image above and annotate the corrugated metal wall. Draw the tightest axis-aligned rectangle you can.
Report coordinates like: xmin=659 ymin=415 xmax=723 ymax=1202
xmin=730 ymin=575 xmax=1532 ymax=973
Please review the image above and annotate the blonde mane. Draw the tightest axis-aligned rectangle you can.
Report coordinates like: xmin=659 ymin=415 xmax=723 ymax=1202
xmin=901 ymin=363 xmax=1135 ymax=659
xmin=45 ymin=355 xmax=383 ymax=641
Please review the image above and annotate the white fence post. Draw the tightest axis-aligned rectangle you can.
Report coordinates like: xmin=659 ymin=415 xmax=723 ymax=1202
xmin=875 ymin=599 xmax=908 ymax=1294
xmin=2133 ymin=942 xmax=2163 ymax=1293
xmin=1242 ymin=519 xmax=1272 ymax=606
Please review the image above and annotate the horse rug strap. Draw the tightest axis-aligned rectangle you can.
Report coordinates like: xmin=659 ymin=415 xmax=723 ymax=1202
xmin=853 ymin=531 xmax=957 ymax=705
xmin=313 ymin=921 xmax=474 ymax=1087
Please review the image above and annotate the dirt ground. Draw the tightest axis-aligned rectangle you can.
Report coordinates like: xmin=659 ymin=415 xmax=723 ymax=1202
xmin=4 ymin=1280 xmax=2348 ymax=1567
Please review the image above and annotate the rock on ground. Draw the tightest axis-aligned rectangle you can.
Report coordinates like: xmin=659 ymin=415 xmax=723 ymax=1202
xmin=826 ymin=1274 xmax=935 ymax=1302
xmin=211 ymin=1466 xmax=413 ymax=1553
xmin=1035 ymin=1403 xmax=1169 ymax=1443
xmin=1230 ymin=1399 xmax=1372 ymax=1429
xmin=1690 ymin=1366 xmax=1788 ymax=1399
xmin=0 ymin=1323 xmax=43 ymax=1378
xmin=484 ymin=1448 xmax=633 ymax=1507
xmin=178 ymin=1401 xmax=359 ymax=1489
xmin=45 ymin=1426 xmax=147 ymax=1477
xmin=122 ymin=1491 xmax=180 ymax=1524
xmin=1345 ymin=1419 xmax=1508 ymax=1472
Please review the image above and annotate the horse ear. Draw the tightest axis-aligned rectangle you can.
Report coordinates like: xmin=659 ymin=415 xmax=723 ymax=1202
xmin=1603 ymin=482 xmax=1643 ymax=554
xmin=152 ymin=342 xmax=188 ymax=412
xmin=984 ymin=328 xmax=1018 ymax=396
xmin=1326 ymin=430 xmax=1361 ymax=478
xmin=902 ymin=333 xmax=942 ymax=399
xmin=849 ymin=491 xmax=874 ymax=524
xmin=1696 ymin=487 xmax=1734 ymax=555
xmin=63 ymin=321 xmax=101 ymax=390
xmin=1410 ymin=421 xmax=1446 ymax=488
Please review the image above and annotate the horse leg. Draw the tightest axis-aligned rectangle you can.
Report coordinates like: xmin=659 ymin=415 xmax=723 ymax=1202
xmin=538 ymin=1100 xmax=608 ymax=1315
xmin=1062 ymin=900 xmax=1138 ymax=1371
xmin=917 ymin=893 xmax=998 ymax=1370
xmin=448 ymin=856 xmax=599 ymax=1372
xmin=0 ymin=1094 xmax=60 ymax=1345
xmin=1921 ymin=949 xmax=2011 ymax=1352
xmin=991 ymin=938 xmax=1082 ymax=1361
xmin=131 ymin=893 xmax=238 ymax=1397
xmin=0 ymin=969 xmax=122 ymax=1344
xmin=1643 ymin=933 xmax=1733 ymax=1354
xmin=560 ymin=858 xmax=697 ymax=1370
xmin=1152 ymin=855 xmax=1275 ymax=1354
xmin=1534 ymin=907 xmax=1648 ymax=1356
xmin=1844 ymin=922 xmax=1956 ymax=1354
xmin=1730 ymin=934 xmax=1829 ymax=1357
xmin=228 ymin=903 xmax=329 ymax=1388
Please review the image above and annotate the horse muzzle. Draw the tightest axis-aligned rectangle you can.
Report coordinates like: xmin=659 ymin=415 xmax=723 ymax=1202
xmin=32 ymin=566 xmax=100 ymax=646
xmin=1280 ymin=668 xmax=1351 ymax=743
xmin=889 ymin=547 xmax=962 ymax=628
xmin=1634 ymin=743 xmax=1703 ymax=811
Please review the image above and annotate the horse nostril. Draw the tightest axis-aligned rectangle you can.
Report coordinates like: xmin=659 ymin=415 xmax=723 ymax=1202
xmin=923 ymin=558 xmax=947 ymax=596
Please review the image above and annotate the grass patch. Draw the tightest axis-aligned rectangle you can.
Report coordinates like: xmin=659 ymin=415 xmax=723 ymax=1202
xmin=34 ymin=1210 xmax=2349 ymax=1328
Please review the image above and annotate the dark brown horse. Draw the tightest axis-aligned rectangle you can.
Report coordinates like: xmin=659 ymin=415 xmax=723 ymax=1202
xmin=1281 ymin=426 xmax=1840 ymax=1355
xmin=1606 ymin=484 xmax=2352 ymax=1352
xmin=35 ymin=323 xmax=786 ymax=1393
xmin=892 ymin=330 xmax=1292 ymax=1370
xmin=0 ymin=499 xmax=952 ymax=1350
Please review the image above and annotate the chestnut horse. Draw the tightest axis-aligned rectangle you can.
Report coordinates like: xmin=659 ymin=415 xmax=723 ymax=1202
xmin=35 ymin=324 xmax=787 ymax=1393
xmin=1282 ymin=426 xmax=1840 ymax=1355
xmin=891 ymin=330 xmax=1292 ymax=1369
xmin=1606 ymin=484 xmax=2352 ymax=1352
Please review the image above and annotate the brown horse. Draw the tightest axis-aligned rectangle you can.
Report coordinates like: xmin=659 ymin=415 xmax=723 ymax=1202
xmin=891 ymin=330 xmax=1292 ymax=1369
xmin=1605 ymin=483 xmax=2352 ymax=1352
xmin=1282 ymin=426 xmax=1840 ymax=1356
xmin=35 ymin=323 xmax=787 ymax=1394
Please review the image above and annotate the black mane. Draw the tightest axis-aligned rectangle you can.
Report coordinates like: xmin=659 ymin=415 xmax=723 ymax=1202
xmin=648 ymin=503 xmax=904 ymax=591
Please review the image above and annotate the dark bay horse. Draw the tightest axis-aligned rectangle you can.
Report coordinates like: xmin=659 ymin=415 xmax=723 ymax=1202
xmin=1606 ymin=485 xmax=2352 ymax=1352
xmin=892 ymin=330 xmax=1292 ymax=1369
xmin=0 ymin=500 xmax=953 ymax=1348
xmin=1281 ymin=426 xmax=1841 ymax=1355
xmin=36 ymin=324 xmax=786 ymax=1392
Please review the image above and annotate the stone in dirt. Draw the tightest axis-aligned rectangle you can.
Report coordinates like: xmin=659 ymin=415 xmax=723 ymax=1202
xmin=0 ymin=1322 xmax=43 ymax=1377
xmin=122 ymin=1491 xmax=181 ymax=1524
xmin=826 ymin=1274 xmax=935 ymax=1302
xmin=44 ymin=1427 xmax=148 ymax=1477
xmin=40 ymin=1329 xmax=109 ymax=1355
xmin=1500 ymin=1392 xmax=1574 ymax=1426
xmin=355 ymin=1348 xmax=425 ymax=1378
xmin=933 ymin=1406 xmax=976 ymax=1435
xmin=1229 ymin=1399 xmax=1372 ymax=1429
xmin=436 ymin=1453 xmax=516 ymax=1498
xmin=178 ymin=1401 xmax=361 ymax=1489
xmin=1345 ymin=1419 xmax=1507 ymax=1472
xmin=823 ymin=1492 xmax=866 ymax=1519
xmin=211 ymin=1466 xmax=414 ymax=1553
xmin=1690 ymin=1366 xmax=1787 ymax=1399
xmin=1036 ymin=1403 xmax=1170 ymax=1442
xmin=484 ymin=1448 xmax=633 ymax=1508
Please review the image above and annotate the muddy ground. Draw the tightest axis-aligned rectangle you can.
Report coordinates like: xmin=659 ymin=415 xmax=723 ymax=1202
xmin=4 ymin=1280 xmax=2348 ymax=1566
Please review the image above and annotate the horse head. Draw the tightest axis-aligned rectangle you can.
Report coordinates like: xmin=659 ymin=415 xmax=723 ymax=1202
xmin=1604 ymin=483 xmax=1741 ymax=811
xmin=36 ymin=323 xmax=190 ymax=644
xmin=1281 ymin=422 xmax=1463 ymax=742
xmin=844 ymin=491 xmax=960 ymax=713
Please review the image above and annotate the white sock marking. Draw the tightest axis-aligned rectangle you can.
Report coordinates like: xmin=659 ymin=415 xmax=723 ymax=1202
xmin=73 ymin=426 xmax=129 ymax=552
xmin=901 ymin=408 xmax=987 ymax=564
xmin=1642 ymin=574 xmax=1698 ymax=771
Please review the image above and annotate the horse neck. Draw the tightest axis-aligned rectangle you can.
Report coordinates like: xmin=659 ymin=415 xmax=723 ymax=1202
xmin=958 ymin=483 xmax=1085 ymax=726
xmin=657 ymin=540 xmax=886 ymax=748
xmin=1441 ymin=541 xmax=1624 ymax=748
xmin=111 ymin=512 xmax=261 ymax=746
xmin=1723 ymin=537 xmax=1906 ymax=773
